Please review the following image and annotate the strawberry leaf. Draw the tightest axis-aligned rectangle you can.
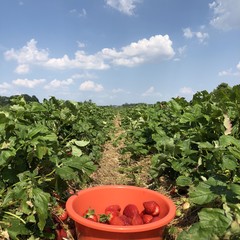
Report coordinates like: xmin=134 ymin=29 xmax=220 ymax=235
xmin=198 ymin=208 xmax=232 ymax=236
xmin=32 ymin=188 xmax=50 ymax=231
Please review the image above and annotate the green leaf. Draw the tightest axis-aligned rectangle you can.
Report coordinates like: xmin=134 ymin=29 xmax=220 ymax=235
xmin=36 ymin=145 xmax=48 ymax=159
xmin=180 ymin=112 xmax=195 ymax=123
xmin=41 ymin=133 xmax=58 ymax=142
xmin=177 ymin=222 xmax=213 ymax=240
xmin=229 ymin=146 xmax=240 ymax=159
xmin=198 ymin=141 xmax=214 ymax=149
xmin=28 ymin=126 xmax=45 ymax=138
xmin=64 ymin=156 xmax=97 ymax=175
xmin=222 ymin=155 xmax=237 ymax=170
xmin=56 ymin=165 xmax=77 ymax=180
xmin=189 ymin=182 xmax=217 ymax=205
xmin=176 ymin=176 xmax=192 ymax=187
xmin=6 ymin=217 xmax=30 ymax=240
xmin=229 ymin=184 xmax=240 ymax=195
xmin=219 ymin=135 xmax=240 ymax=147
xmin=71 ymin=145 xmax=83 ymax=157
xmin=0 ymin=112 xmax=9 ymax=124
xmin=30 ymin=102 xmax=47 ymax=112
xmin=0 ymin=149 xmax=16 ymax=166
xmin=32 ymin=188 xmax=50 ymax=231
xmin=199 ymin=208 xmax=232 ymax=236
xmin=74 ymin=140 xmax=90 ymax=147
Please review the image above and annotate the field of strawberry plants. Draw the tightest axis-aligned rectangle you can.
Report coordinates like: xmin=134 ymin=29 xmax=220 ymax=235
xmin=0 ymin=83 xmax=240 ymax=239
xmin=0 ymin=96 xmax=116 ymax=239
xmin=119 ymin=84 xmax=240 ymax=239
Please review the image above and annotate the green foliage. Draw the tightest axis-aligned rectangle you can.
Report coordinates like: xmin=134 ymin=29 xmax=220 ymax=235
xmin=1 ymin=83 xmax=240 ymax=239
xmin=0 ymin=96 xmax=115 ymax=239
xmin=120 ymin=84 xmax=240 ymax=239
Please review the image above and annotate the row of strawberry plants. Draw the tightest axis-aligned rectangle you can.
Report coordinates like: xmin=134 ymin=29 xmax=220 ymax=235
xmin=119 ymin=84 xmax=240 ymax=239
xmin=0 ymin=96 xmax=116 ymax=239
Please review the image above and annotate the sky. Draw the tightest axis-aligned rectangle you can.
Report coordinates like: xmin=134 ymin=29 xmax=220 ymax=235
xmin=0 ymin=0 xmax=240 ymax=105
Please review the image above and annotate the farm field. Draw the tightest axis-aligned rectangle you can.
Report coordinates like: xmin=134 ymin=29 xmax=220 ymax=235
xmin=0 ymin=83 xmax=240 ymax=240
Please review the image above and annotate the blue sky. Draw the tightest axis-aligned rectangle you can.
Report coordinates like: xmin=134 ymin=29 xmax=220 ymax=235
xmin=0 ymin=0 xmax=240 ymax=105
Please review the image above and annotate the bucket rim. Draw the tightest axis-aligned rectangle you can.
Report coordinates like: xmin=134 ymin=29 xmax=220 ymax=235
xmin=66 ymin=185 xmax=176 ymax=233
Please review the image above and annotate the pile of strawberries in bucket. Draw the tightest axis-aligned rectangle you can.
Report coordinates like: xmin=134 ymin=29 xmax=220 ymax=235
xmin=83 ymin=201 xmax=161 ymax=226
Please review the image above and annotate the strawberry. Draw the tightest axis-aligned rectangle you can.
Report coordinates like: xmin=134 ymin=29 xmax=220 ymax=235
xmin=150 ymin=216 xmax=161 ymax=223
xmin=52 ymin=205 xmax=68 ymax=223
xmin=119 ymin=215 xmax=132 ymax=225
xmin=83 ymin=208 xmax=98 ymax=222
xmin=99 ymin=205 xmax=121 ymax=224
xmin=109 ymin=216 xmax=125 ymax=226
xmin=123 ymin=204 xmax=139 ymax=218
xmin=131 ymin=213 xmax=143 ymax=225
xmin=143 ymin=201 xmax=160 ymax=216
xmin=142 ymin=214 xmax=153 ymax=224
xmin=105 ymin=204 xmax=121 ymax=213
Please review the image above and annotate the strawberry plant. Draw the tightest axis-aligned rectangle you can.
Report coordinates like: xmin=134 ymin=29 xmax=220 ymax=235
xmin=0 ymin=96 xmax=115 ymax=239
xmin=119 ymin=84 xmax=240 ymax=239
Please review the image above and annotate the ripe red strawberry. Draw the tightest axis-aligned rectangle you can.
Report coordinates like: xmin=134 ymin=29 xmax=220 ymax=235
xmin=109 ymin=216 xmax=125 ymax=226
xmin=99 ymin=205 xmax=121 ymax=224
xmin=52 ymin=205 xmax=68 ymax=223
xmin=150 ymin=216 xmax=161 ymax=223
xmin=131 ymin=213 xmax=143 ymax=225
xmin=105 ymin=204 xmax=121 ymax=213
xmin=83 ymin=208 xmax=98 ymax=222
xmin=123 ymin=204 xmax=139 ymax=218
xmin=142 ymin=214 xmax=153 ymax=224
xmin=119 ymin=215 xmax=132 ymax=225
xmin=143 ymin=201 xmax=160 ymax=216
xmin=99 ymin=210 xmax=120 ymax=224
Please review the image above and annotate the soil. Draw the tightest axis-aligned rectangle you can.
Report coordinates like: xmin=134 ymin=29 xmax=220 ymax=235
xmin=90 ymin=114 xmax=151 ymax=187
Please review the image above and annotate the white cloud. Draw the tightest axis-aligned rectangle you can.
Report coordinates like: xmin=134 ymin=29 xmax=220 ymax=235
xmin=71 ymin=72 xmax=97 ymax=79
xmin=112 ymin=88 xmax=130 ymax=94
xmin=105 ymin=0 xmax=140 ymax=16
xmin=79 ymin=81 xmax=104 ymax=92
xmin=44 ymin=78 xmax=74 ymax=89
xmin=0 ymin=82 xmax=11 ymax=93
xmin=5 ymin=39 xmax=48 ymax=64
xmin=142 ymin=86 xmax=155 ymax=96
xmin=70 ymin=8 xmax=87 ymax=17
xmin=209 ymin=0 xmax=240 ymax=30
xmin=183 ymin=28 xmax=209 ymax=44
xmin=102 ymin=35 xmax=175 ymax=67
xmin=44 ymin=51 xmax=109 ymax=70
xmin=15 ymin=64 xmax=30 ymax=74
xmin=77 ymin=41 xmax=85 ymax=48
xmin=179 ymin=87 xmax=194 ymax=95
xmin=237 ymin=62 xmax=240 ymax=71
xmin=183 ymin=28 xmax=194 ymax=39
xmin=174 ymin=45 xmax=187 ymax=61
xmin=218 ymin=69 xmax=232 ymax=76
xmin=178 ymin=45 xmax=187 ymax=55
xmin=79 ymin=8 xmax=87 ymax=17
xmin=12 ymin=78 xmax=46 ymax=88
xmin=218 ymin=62 xmax=240 ymax=76
xmin=5 ymin=35 xmax=174 ymax=72
xmin=142 ymin=86 xmax=162 ymax=97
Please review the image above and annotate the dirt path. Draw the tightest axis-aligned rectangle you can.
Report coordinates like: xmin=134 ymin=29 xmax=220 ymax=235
xmin=90 ymin=114 xmax=152 ymax=187
xmin=89 ymin=115 xmax=181 ymax=239
xmin=90 ymin=114 xmax=132 ymax=185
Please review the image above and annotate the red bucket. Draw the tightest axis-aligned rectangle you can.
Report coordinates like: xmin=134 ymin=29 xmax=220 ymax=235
xmin=66 ymin=185 xmax=176 ymax=240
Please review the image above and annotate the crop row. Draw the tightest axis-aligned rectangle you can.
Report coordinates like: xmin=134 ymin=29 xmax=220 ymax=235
xmin=119 ymin=84 xmax=240 ymax=239
xmin=0 ymin=96 xmax=116 ymax=239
